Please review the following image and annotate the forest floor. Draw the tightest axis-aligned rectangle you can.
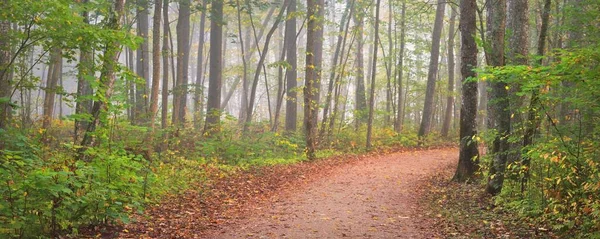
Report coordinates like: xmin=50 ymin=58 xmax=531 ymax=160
xmin=98 ymin=147 xmax=550 ymax=238
xmin=109 ymin=147 xmax=452 ymax=238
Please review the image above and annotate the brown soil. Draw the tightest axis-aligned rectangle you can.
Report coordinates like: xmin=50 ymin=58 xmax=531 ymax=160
xmin=204 ymin=148 xmax=457 ymax=239
xmin=114 ymin=148 xmax=457 ymax=238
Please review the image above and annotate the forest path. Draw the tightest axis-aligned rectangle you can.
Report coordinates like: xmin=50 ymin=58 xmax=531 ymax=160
xmin=203 ymin=148 xmax=457 ymax=239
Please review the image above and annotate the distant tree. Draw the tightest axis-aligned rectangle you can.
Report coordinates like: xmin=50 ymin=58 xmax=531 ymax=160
xmin=366 ymin=0 xmax=381 ymax=150
xmin=150 ymin=0 xmax=162 ymax=130
xmin=394 ymin=0 xmax=406 ymax=133
xmin=353 ymin=5 xmax=366 ymax=130
xmin=441 ymin=4 xmax=457 ymax=138
xmin=161 ymin=0 xmax=170 ymax=129
xmin=453 ymin=0 xmax=479 ymax=182
xmin=135 ymin=0 xmax=150 ymax=124
xmin=42 ymin=48 xmax=62 ymax=133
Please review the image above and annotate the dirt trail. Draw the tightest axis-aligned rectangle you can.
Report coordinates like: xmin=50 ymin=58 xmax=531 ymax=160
xmin=204 ymin=148 xmax=457 ymax=239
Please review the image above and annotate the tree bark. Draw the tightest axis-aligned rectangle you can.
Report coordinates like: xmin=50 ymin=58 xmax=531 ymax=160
xmin=204 ymin=0 xmax=224 ymax=135
xmin=418 ymin=0 xmax=446 ymax=140
xmin=135 ymin=0 xmax=150 ymax=124
xmin=366 ymin=0 xmax=381 ymax=150
xmin=284 ymin=0 xmax=298 ymax=132
xmin=484 ymin=0 xmax=509 ymax=195
xmin=150 ymin=0 xmax=162 ymax=130
xmin=173 ymin=0 xmax=191 ymax=126
xmin=304 ymin=0 xmax=324 ymax=159
xmin=441 ymin=5 xmax=457 ymax=138
xmin=453 ymin=0 xmax=480 ymax=182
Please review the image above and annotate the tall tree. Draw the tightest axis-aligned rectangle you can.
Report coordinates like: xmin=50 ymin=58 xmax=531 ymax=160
xmin=150 ymin=0 xmax=162 ymax=129
xmin=244 ymin=0 xmax=290 ymax=130
xmin=484 ymin=0 xmax=509 ymax=195
xmin=79 ymin=0 xmax=126 ymax=150
xmin=135 ymin=0 xmax=150 ymax=124
xmin=366 ymin=0 xmax=381 ymax=150
xmin=394 ymin=0 xmax=406 ymax=133
xmin=284 ymin=0 xmax=298 ymax=132
xmin=441 ymin=4 xmax=456 ymax=138
xmin=353 ymin=6 xmax=366 ymax=130
xmin=75 ymin=1 xmax=94 ymax=142
xmin=173 ymin=0 xmax=191 ymax=126
xmin=194 ymin=0 xmax=208 ymax=129
xmin=304 ymin=0 xmax=324 ymax=159
xmin=204 ymin=0 xmax=224 ymax=135
xmin=0 ymin=2 xmax=10 ymax=130
xmin=417 ymin=0 xmax=446 ymax=140
xmin=42 ymin=48 xmax=62 ymax=132
xmin=453 ymin=0 xmax=479 ymax=181
xmin=161 ymin=0 xmax=170 ymax=129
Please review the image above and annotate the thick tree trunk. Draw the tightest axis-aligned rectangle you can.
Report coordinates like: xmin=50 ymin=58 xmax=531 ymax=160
xmin=485 ymin=0 xmax=509 ymax=195
xmin=418 ymin=0 xmax=445 ymax=140
xmin=173 ymin=0 xmax=191 ymax=126
xmin=453 ymin=0 xmax=480 ymax=182
xmin=366 ymin=0 xmax=381 ymax=150
xmin=394 ymin=1 xmax=406 ymax=133
xmin=135 ymin=0 xmax=150 ymax=124
xmin=204 ymin=0 xmax=224 ymax=135
xmin=284 ymin=0 xmax=298 ymax=132
xmin=304 ymin=0 xmax=324 ymax=159
xmin=441 ymin=5 xmax=457 ymax=138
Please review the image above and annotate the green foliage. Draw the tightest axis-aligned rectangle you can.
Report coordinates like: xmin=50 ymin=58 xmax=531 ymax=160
xmin=479 ymin=45 xmax=600 ymax=237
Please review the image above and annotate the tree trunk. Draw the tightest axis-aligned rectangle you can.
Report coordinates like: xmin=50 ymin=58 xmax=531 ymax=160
xmin=161 ymin=0 xmax=169 ymax=129
xmin=453 ymin=0 xmax=480 ymax=182
xmin=354 ymin=8 xmax=367 ymax=130
xmin=42 ymin=48 xmax=62 ymax=132
xmin=441 ymin=5 xmax=457 ymax=138
xmin=394 ymin=0 xmax=406 ymax=133
xmin=521 ymin=0 xmax=551 ymax=193
xmin=284 ymin=0 xmax=298 ymax=132
xmin=418 ymin=0 xmax=446 ymax=140
xmin=173 ymin=0 xmax=191 ymax=126
xmin=484 ymin=0 xmax=509 ymax=196
xmin=272 ymin=28 xmax=287 ymax=132
xmin=79 ymin=0 xmax=126 ymax=152
xmin=194 ymin=0 xmax=208 ymax=129
xmin=135 ymin=0 xmax=150 ymax=124
xmin=75 ymin=1 xmax=94 ymax=142
xmin=0 ymin=8 xmax=10 ymax=130
xmin=320 ymin=0 xmax=354 ymax=138
xmin=204 ymin=0 xmax=224 ymax=135
xmin=245 ymin=0 xmax=290 ymax=131
xmin=304 ymin=0 xmax=324 ymax=159
xmin=150 ymin=0 xmax=162 ymax=130
xmin=365 ymin=0 xmax=381 ymax=150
